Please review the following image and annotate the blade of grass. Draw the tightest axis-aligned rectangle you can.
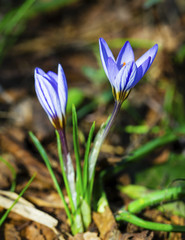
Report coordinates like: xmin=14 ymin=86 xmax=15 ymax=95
xmin=116 ymin=210 xmax=185 ymax=232
xmin=83 ymin=121 xmax=95 ymax=200
xmin=104 ymin=128 xmax=185 ymax=179
xmin=56 ymin=131 xmax=84 ymax=233
xmin=0 ymin=173 xmax=36 ymax=226
xmin=72 ymin=105 xmax=83 ymax=196
xmin=29 ymin=131 xmax=72 ymax=224
xmin=0 ymin=157 xmax=16 ymax=192
xmin=0 ymin=0 xmax=36 ymax=34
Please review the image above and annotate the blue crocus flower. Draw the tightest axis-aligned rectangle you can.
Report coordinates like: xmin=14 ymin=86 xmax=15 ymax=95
xmin=99 ymin=38 xmax=158 ymax=103
xmin=34 ymin=64 xmax=68 ymax=129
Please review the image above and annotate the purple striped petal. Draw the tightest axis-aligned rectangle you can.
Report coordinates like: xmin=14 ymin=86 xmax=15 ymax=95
xmin=116 ymin=41 xmax=135 ymax=70
xmin=124 ymin=62 xmax=138 ymax=91
xmin=35 ymin=69 xmax=55 ymax=118
xmin=132 ymin=57 xmax=151 ymax=89
xmin=136 ymin=44 xmax=158 ymax=70
xmin=99 ymin=38 xmax=115 ymax=79
xmin=107 ymin=57 xmax=119 ymax=85
xmin=47 ymin=71 xmax=58 ymax=83
xmin=35 ymin=71 xmax=54 ymax=118
xmin=35 ymin=70 xmax=61 ymax=118
xmin=57 ymin=64 xmax=68 ymax=115
xmin=114 ymin=61 xmax=134 ymax=92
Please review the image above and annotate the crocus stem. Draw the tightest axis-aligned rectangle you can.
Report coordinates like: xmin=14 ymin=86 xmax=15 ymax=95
xmin=58 ymin=129 xmax=69 ymax=168
xmin=58 ymin=129 xmax=77 ymax=209
xmin=102 ymin=101 xmax=121 ymax=141
xmin=88 ymin=101 xmax=122 ymax=202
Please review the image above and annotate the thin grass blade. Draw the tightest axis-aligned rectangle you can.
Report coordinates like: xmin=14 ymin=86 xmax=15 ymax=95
xmin=0 ymin=173 xmax=36 ymax=226
xmin=72 ymin=105 xmax=83 ymax=195
xmin=83 ymin=121 xmax=95 ymax=195
xmin=29 ymin=131 xmax=72 ymax=224
xmin=0 ymin=157 xmax=16 ymax=192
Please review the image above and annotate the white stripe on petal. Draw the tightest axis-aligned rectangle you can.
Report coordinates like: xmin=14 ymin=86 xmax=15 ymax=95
xmin=57 ymin=64 xmax=68 ymax=115
xmin=99 ymin=38 xmax=115 ymax=79
xmin=125 ymin=62 xmax=138 ymax=91
xmin=114 ymin=62 xmax=133 ymax=92
xmin=35 ymin=69 xmax=54 ymax=117
xmin=107 ymin=57 xmax=119 ymax=86
xmin=35 ymin=72 xmax=61 ymax=120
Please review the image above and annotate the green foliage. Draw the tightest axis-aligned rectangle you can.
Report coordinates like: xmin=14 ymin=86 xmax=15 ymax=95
xmin=175 ymin=44 xmax=185 ymax=63
xmin=29 ymin=108 xmax=96 ymax=233
xmin=0 ymin=157 xmax=16 ymax=192
xmin=119 ymin=184 xmax=185 ymax=218
xmin=29 ymin=0 xmax=77 ymax=14
xmin=108 ymin=38 xmax=160 ymax=50
xmin=67 ymin=88 xmax=85 ymax=113
xmin=29 ymin=131 xmax=73 ymax=225
xmin=125 ymin=124 xmax=160 ymax=134
xmin=0 ymin=173 xmax=36 ymax=226
xmin=72 ymin=105 xmax=83 ymax=199
xmin=144 ymin=0 xmax=163 ymax=9
xmin=116 ymin=209 xmax=185 ymax=232
xmin=82 ymin=66 xmax=106 ymax=85
xmin=135 ymin=153 xmax=185 ymax=189
xmin=0 ymin=0 xmax=36 ymax=61
xmin=56 ymin=130 xmax=76 ymax=215
xmin=163 ymin=84 xmax=185 ymax=126
xmin=0 ymin=0 xmax=78 ymax=62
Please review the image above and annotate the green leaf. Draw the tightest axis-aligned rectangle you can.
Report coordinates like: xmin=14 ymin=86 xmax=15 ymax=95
xmin=118 ymin=184 xmax=152 ymax=199
xmin=125 ymin=125 xmax=149 ymax=134
xmin=81 ymin=199 xmax=91 ymax=229
xmin=29 ymin=131 xmax=72 ymax=224
xmin=72 ymin=105 xmax=83 ymax=198
xmin=118 ymin=184 xmax=185 ymax=218
xmin=135 ymin=153 xmax=185 ymax=189
xmin=144 ymin=0 xmax=163 ymax=9
xmin=71 ymin=213 xmax=84 ymax=234
xmin=82 ymin=66 xmax=106 ymax=84
xmin=83 ymin=121 xmax=95 ymax=199
xmin=67 ymin=88 xmax=85 ymax=113
xmin=0 ymin=156 xmax=16 ymax=192
xmin=175 ymin=44 xmax=185 ymax=63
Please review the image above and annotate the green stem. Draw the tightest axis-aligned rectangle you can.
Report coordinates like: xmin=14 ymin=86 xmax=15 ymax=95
xmin=56 ymin=131 xmax=76 ymax=214
xmin=128 ymin=186 xmax=185 ymax=214
xmin=58 ymin=129 xmax=77 ymax=209
xmin=88 ymin=101 xmax=121 ymax=201
xmin=102 ymin=101 xmax=121 ymax=140
xmin=116 ymin=210 xmax=185 ymax=232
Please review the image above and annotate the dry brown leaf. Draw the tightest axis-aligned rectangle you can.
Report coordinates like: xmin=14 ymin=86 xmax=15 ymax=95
xmin=21 ymin=222 xmax=57 ymax=240
xmin=26 ymin=191 xmax=64 ymax=208
xmin=122 ymin=230 xmax=154 ymax=240
xmin=93 ymin=206 xmax=121 ymax=240
xmin=0 ymin=191 xmax=61 ymax=237
xmin=4 ymin=223 xmax=21 ymax=240
xmin=83 ymin=232 xmax=100 ymax=240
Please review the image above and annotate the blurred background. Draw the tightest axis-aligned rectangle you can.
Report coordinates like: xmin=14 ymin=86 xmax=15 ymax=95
xmin=0 ymin=0 xmax=185 ymax=238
